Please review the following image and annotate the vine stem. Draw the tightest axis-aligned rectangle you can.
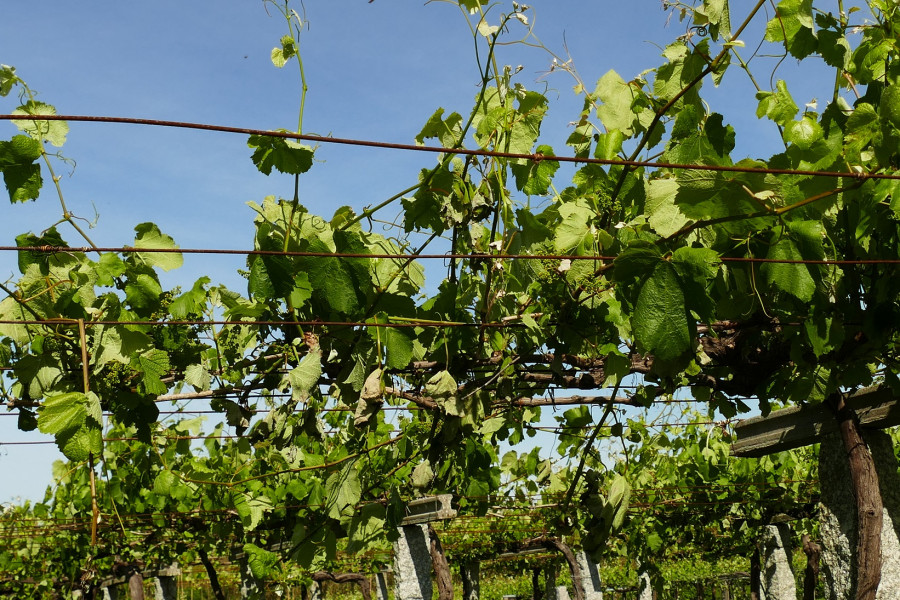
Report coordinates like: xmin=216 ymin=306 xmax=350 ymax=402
xmin=559 ymin=378 xmax=623 ymax=514
xmin=77 ymin=318 xmax=100 ymax=546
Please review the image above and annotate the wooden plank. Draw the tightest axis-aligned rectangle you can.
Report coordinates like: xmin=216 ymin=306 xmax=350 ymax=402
xmin=400 ymin=494 xmax=456 ymax=525
xmin=731 ymin=386 xmax=900 ymax=457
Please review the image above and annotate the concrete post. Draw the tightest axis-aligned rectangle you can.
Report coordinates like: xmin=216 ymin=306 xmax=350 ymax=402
xmin=375 ymin=571 xmax=390 ymax=600
xmin=461 ymin=561 xmax=481 ymax=600
xmin=759 ymin=523 xmax=797 ymax=600
xmin=154 ymin=564 xmax=180 ymax=600
xmin=392 ymin=524 xmax=432 ymax=600
xmin=239 ymin=555 xmax=264 ymax=600
xmin=819 ymin=430 xmax=900 ymax=599
xmin=637 ymin=570 xmax=652 ymax=600
xmin=101 ymin=587 xmax=119 ymax=600
xmin=575 ymin=550 xmax=603 ymax=600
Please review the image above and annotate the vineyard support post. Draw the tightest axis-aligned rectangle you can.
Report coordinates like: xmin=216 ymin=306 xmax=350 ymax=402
xmin=531 ymin=568 xmax=542 ymax=600
xmin=759 ymin=523 xmax=797 ymax=599
xmin=101 ymin=586 xmax=120 ymax=600
xmin=732 ymin=387 xmax=900 ymax=599
xmin=375 ymin=571 xmax=389 ymax=600
xmin=393 ymin=524 xmax=432 ymax=600
xmin=392 ymin=496 xmax=456 ymax=600
xmin=545 ymin=563 xmax=571 ymax=600
xmin=153 ymin=564 xmax=180 ymax=600
xmin=575 ymin=550 xmax=603 ymax=600
xmin=461 ymin=561 xmax=480 ymax=600
xmin=637 ymin=568 xmax=652 ymax=600
xmin=239 ymin=555 xmax=264 ymax=600
xmin=818 ymin=431 xmax=900 ymax=600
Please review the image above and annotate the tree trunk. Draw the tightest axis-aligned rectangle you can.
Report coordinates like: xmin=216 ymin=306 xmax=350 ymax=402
xmin=750 ymin=547 xmax=760 ymax=600
xmin=128 ymin=572 xmax=144 ymax=600
xmin=830 ymin=392 xmax=883 ymax=600
xmin=802 ymin=534 xmax=821 ymax=600
xmin=197 ymin=548 xmax=227 ymax=600
xmin=427 ymin=525 xmax=453 ymax=600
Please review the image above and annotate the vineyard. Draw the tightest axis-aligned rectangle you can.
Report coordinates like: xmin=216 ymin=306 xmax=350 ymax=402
xmin=2 ymin=0 xmax=900 ymax=599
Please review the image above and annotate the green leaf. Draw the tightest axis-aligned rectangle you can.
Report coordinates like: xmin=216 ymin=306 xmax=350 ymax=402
xmin=756 ymin=81 xmax=799 ymax=127
xmin=271 ymin=35 xmax=297 ymax=68
xmin=595 ymin=70 xmax=639 ymax=135
xmin=411 ymin=460 xmax=434 ymax=489
xmin=232 ymin=492 xmax=273 ymax=531
xmin=633 ymin=262 xmax=691 ymax=361
xmin=38 ymin=391 xmax=102 ymax=462
xmin=416 ymin=108 xmax=463 ymax=148
xmin=244 ymin=544 xmax=279 ymax=579
xmin=290 ymin=347 xmax=322 ymax=401
xmin=761 ymin=221 xmax=823 ymax=302
xmin=0 ymin=64 xmax=20 ymax=97
xmin=426 ymin=370 xmax=463 ymax=416
xmin=325 ymin=462 xmax=362 ymax=520
xmin=511 ymin=145 xmax=560 ymax=195
xmin=184 ymin=363 xmax=211 ymax=390
xmin=383 ymin=327 xmax=414 ymax=370
xmin=784 ymin=115 xmax=823 ymax=150
xmin=0 ymin=135 xmax=42 ymax=202
xmin=132 ymin=223 xmax=183 ymax=272
xmin=12 ymin=101 xmax=68 ymax=147
xmin=645 ymin=178 xmax=689 ymax=237
xmin=612 ymin=241 xmax=661 ymax=283
xmin=248 ymin=134 xmax=314 ymax=175
xmin=553 ymin=199 xmax=594 ymax=253
xmin=131 ymin=349 xmax=171 ymax=396
xmin=346 ymin=504 xmax=386 ymax=553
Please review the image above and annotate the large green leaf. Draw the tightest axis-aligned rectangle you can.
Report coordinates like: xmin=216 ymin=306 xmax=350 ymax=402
xmin=248 ymin=134 xmax=314 ymax=175
xmin=325 ymin=462 xmax=362 ymax=520
xmin=12 ymin=101 xmax=68 ymax=147
xmin=132 ymin=223 xmax=183 ymax=272
xmin=37 ymin=391 xmax=102 ymax=462
xmin=0 ymin=135 xmax=42 ymax=202
xmin=633 ymin=262 xmax=691 ymax=361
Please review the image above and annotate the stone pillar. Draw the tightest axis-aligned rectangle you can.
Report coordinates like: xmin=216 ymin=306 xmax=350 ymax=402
xmin=239 ymin=556 xmax=264 ymax=600
xmin=101 ymin=587 xmax=120 ymax=600
xmin=759 ymin=523 xmax=796 ymax=600
xmin=154 ymin=564 xmax=179 ymax=600
xmin=461 ymin=561 xmax=481 ymax=600
xmin=392 ymin=524 xmax=432 ymax=600
xmin=575 ymin=550 xmax=603 ymax=600
xmin=375 ymin=571 xmax=390 ymax=600
xmin=309 ymin=580 xmax=324 ymax=600
xmin=819 ymin=430 xmax=900 ymax=599
xmin=637 ymin=570 xmax=652 ymax=600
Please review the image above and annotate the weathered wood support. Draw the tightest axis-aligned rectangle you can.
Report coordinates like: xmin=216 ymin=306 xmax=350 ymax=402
xmin=312 ymin=572 xmax=371 ymax=600
xmin=802 ymin=535 xmax=821 ymax=600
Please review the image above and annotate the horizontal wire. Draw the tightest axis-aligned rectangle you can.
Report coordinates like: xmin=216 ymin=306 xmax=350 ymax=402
xmin=1 ymin=113 xmax=897 ymax=181
xmin=0 ymin=318 xmax=515 ymax=328
xmin=7 ymin=244 xmax=900 ymax=266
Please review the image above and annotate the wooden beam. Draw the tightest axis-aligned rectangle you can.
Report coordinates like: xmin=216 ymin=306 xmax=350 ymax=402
xmin=731 ymin=386 xmax=900 ymax=457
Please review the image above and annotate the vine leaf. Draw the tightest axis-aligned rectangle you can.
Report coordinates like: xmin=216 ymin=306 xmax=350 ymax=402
xmin=290 ymin=347 xmax=323 ymax=401
xmin=12 ymin=101 xmax=68 ymax=147
xmin=133 ymin=222 xmax=184 ymax=272
xmin=325 ymin=462 xmax=361 ymax=520
xmin=633 ymin=262 xmax=690 ymax=362
xmin=248 ymin=133 xmax=314 ymax=175
xmin=37 ymin=391 xmax=102 ymax=462
xmin=0 ymin=135 xmax=42 ymax=202
xmin=244 ymin=543 xmax=280 ymax=578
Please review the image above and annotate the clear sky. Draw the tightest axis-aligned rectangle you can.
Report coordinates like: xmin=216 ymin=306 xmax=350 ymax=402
xmin=0 ymin=1 xmax=837 ymax=503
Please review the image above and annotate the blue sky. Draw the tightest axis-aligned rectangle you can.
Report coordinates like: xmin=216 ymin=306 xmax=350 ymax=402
xmin=0 ymin=1 xmax=838 ymax=502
